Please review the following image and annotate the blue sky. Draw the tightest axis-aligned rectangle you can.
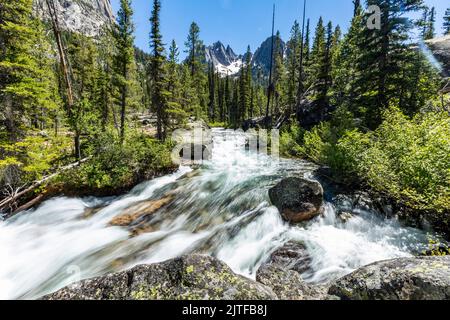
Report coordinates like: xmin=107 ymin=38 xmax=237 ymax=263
xmin=111 ymin=0 xmax=448 ymax=58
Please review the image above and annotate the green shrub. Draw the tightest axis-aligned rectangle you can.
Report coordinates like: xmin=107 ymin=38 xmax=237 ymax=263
xmin=0 ymin=133 xmax=72 ymax=187
xmin=338 ymin=108 xmax=450 ymax=211
xmin=57 ymin=130 xmax=175 ymax=193
xmin=279 ymin=123 xmax=305 ymax=157
xmin=283 ymin=106 xmax=449 ymax=212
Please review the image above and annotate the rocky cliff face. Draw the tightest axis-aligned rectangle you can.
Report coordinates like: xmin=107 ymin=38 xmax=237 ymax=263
xmin=252 ymin=35 xmax=286 ymax=75
xmin=33 ymin=0 xmax=115 ymax=37
xmin=204 ymin=41 xmax=244 ymax=76
xmin=426 ymin=35 xmax=450 ymax=78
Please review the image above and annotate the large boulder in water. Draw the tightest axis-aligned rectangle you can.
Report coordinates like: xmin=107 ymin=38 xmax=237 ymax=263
xmin=43 ymin=255 xmax=276 ymax=300
xmin=329 ymin=256 xmax=450 ymax=300
xmin=269 ymin=177 xmax=324 ymax=223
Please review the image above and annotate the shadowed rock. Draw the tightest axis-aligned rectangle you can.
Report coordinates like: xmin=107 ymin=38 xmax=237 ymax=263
xmin=264 ymin=241 xmax=312 ymax=275
xmin=42 ymin=255 xmax=277 ymax=300
xmin=269 ymin=177 xmax=324 ymax=223
xmin=329 ymin=256 xmax=450 ymax=300
xmin=256 ymin=264 xmax=331 ymax=300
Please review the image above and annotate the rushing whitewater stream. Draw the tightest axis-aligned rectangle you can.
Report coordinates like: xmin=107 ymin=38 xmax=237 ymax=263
xmin=0 ymin=129 xmax=436 ymax=300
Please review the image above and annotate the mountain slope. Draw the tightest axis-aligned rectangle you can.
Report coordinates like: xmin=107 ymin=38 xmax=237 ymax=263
xmin=204 ymin=41 xmax=243 ymax=76
xmin=252 ymin=35 xmax=286 ymax=75
xmin=33 ymin=0 xmax=115 ymax=37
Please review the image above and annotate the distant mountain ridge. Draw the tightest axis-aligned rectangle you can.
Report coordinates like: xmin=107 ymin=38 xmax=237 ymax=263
xmin=204 ymin=41 xmax=244 ymax=76
xmin=204 ymin=36 xmax=286 ymax=77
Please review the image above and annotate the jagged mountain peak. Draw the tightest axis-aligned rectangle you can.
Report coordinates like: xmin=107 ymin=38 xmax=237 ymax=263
xmin=252 ymin=35 xmax=286 ymax=74
xmin=205 ymin=35 xmax=286 ymax=77
xmin=205 ymin=41 xmax=243 ymax=76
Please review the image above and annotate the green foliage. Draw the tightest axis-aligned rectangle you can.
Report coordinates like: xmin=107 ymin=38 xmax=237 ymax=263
xmin=149 ymin=0 xmax=169 ymax=141
xmin=341 ymin=109 xmax=449 ymax=211
xmin=0 ymin=0 xmax=60 ymax=141
xmin=296 ymin=108 xmax=450 ymax=212
xmin=58 ymin=130 xmax=174 ymax=192
xmin=113 ymin=0 xmax=136 ymax=141
xmin=279 ymin=123 xmax=304 ymax=157
xmin=444 ymin=8 xmax=450 ymax=35
xmin=0 ymin=133 xmax=72 ymax=186
xmin=423 ymin=235 xmax=449 ymax=256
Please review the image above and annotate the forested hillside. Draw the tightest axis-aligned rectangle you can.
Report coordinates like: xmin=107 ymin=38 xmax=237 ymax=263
xmin=0 ymin=0 xmax=449 ymax=229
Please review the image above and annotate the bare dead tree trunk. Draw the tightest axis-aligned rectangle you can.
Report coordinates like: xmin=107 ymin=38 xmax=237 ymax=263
xmin=45 ymin=0 xmax=81 ymax=159
xmin=45 ymin=0 xmax=74 ymax=112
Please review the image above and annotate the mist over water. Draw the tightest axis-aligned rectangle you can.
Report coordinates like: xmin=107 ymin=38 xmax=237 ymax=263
xmin=0 ymin=129 xmax=434 ymax=299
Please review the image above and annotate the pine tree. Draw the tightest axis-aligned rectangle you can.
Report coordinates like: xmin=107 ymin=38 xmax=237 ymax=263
xmin=331 ymin=7 xmax=364 ymax=110
xmin=424 ymin=7 xmax=436 ymax=40
xmin=419 ymin=7 xmax=429 ymax=39
xmin=230 ymin=80 xmax=239 ymax=129
xmin=185 ymin=22 xmax=203 ymax=77
xmin=443 ymin=8 xmax=450 ymax=35
xmin=166 ymin=40 xmax=187 ymax=128
xmin=353 ymin=0 xmax=361 ymax=17
xmin=245 ymin=47 xmax=253 ymax=118
xmin=224 ymin=74 xmax=232 ymax=123
xmin=208 ymin=63 xmax=217 ymax=121
xmin=351 ymin=0 xmax=424 ymax=128
xmin=238 ymin=45 xmax=253 ymax=121
xmin=185 ymin=22 xmax=207 ymax=118
xmin=113 ymin=0 xmax=135 ymax=142
xmin=310 ymin=17 xmax=326 ymax=103
xmin=0 ymin=0 xmax=58 ymax=142
xmin=321 ymin=21 xmax=334 ymax=102
xmin=95 ymin=27 xmax=116 ymax=129
xmin=273 ymin=31 xmax=286 ymax=115
xmin=287 ymin=21 xmax=301 ymax=109
xmin=302 ymin=19 xmax=311 ymax=89
xmin=149 ymin=0 xmax=168 ymax=141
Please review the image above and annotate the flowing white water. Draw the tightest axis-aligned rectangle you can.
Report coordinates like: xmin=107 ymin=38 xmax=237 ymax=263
xmin=0 ymin=129 xmax=437 ymax=299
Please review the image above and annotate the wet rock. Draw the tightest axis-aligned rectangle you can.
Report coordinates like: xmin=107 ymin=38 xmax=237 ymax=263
xmin=338 ymin=212 xmax=354 ymax=223
xmin=269 ymin=177 xmax=324 ymax=223
xmin=256 ymin=265 xmax=332 ymax=300
xmin=43 ymin=255 xmax=277 ymax=300
xmin=179 ymin=143 xmax=212 ymax=163
xmin=329 ymin=256 xmax=450 ymax=300
xmin=265 ymin=241 xmax=312 ymax=275
xmin=83 ymin=206 xmax=105 ymax=218
xmin=109 ymin=196 xmax=174 ymax=227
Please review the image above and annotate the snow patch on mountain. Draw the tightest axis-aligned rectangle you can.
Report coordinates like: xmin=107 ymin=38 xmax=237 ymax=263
xmin=205 ymin=41 xmax=243 ymax=76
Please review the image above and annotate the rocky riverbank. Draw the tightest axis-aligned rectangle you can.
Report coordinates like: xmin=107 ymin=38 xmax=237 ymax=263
xmin=42 ymin=173 xmax=450 ymax=300
xmin=43 ymin=254 xmax=450 ymax=300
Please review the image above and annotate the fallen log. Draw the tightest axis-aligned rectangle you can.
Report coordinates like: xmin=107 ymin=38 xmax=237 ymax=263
xmin=12 ymin=194 xmax=45 ymax=216
xmin=0 ymin=157 xmax=91 ymax=214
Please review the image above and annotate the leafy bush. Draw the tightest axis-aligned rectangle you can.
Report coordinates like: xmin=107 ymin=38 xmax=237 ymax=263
xmin=338 ymin=108 xmax=450 ymax=211
xmin=57 ymin=130 xmax=175 ymax=193
xmin=0 ymin=133 xmax=72 ymax=188
xmin=280 ymin=123 xmax=305 ymax=157
xmin=282 ymin=107 xmax=449 ymax=212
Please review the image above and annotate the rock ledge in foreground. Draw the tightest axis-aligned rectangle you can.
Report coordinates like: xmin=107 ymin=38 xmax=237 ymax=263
xmin=43 ymin=255 xmax=276 ymax=300
xmin=329 ymin=256 xmax=450 ymax=300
